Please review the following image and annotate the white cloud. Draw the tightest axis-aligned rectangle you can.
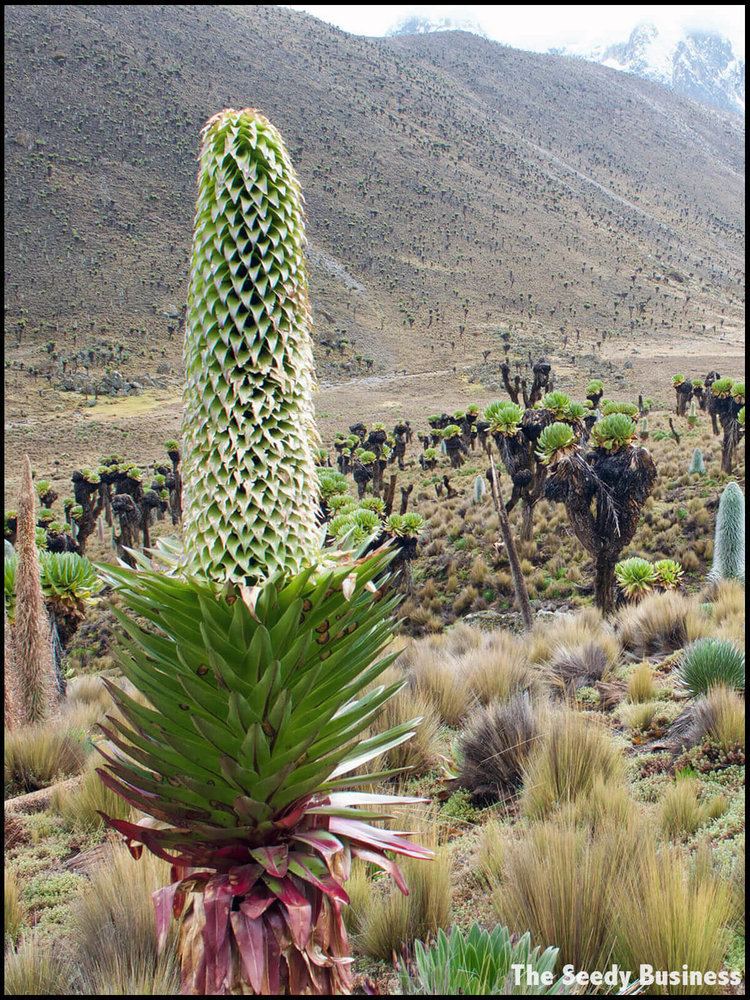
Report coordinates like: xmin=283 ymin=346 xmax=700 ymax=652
xmin=286 ymin=5 xmax=745 ymax=57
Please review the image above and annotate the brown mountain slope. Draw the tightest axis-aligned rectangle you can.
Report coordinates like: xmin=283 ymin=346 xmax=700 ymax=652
xmin=3 ymin=4 xmax=744 ymax=500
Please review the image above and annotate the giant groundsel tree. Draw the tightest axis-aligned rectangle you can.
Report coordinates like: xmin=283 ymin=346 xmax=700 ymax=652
xmin=97 ymin=109 xmax=430 ymax=996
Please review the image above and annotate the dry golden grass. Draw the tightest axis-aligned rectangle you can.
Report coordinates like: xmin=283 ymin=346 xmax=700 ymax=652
xmin=356 ymin=815 xmax=451 ymax=961
xmin=408 ymin=651 xmax=473 ymax=726
xmin=703 ymin=685 xmax=746 ymax=749
xmin=369 ymin=668 xmax=444 ymax=775
xmin=565 ymin=776 xmax=635 ymax=833
xmin=70 ymin=841 xmax=179 ymax=994
xmin=3 ymin=933 xmax=77 ymax=994
xmin=616 ymin=592 xmax=711 ymax=657
xmin=4 ymin=721 xmax=89 ymax=795
xmin=476 ymin=817 xmax=506 ymax=884
xmin=457 ymin=631 xmax=539 ymax=705
xmin=613 ymin=843 xmax=733 ymax=995
xmin=4 ymin=867 xmax=25 ymax=945
xmin=341 ymin=859 xmax=371 ymax=934
xmin=493 ymin=815 xmax=647 ymax=972
xmin=521 ymin=710 xmax=626 ymax=820
xmin=627 ymin=662 xmax=656 ymax=703
xmin=659 ymin=777 xmax=708 ymax=840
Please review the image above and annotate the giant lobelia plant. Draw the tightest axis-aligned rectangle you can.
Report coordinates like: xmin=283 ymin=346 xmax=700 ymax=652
xmin=95 ymin=109 xmax=431 ymax=996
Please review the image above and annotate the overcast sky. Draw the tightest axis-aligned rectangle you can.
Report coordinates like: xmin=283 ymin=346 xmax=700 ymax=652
xmin=286 ymin=5 xmax=745 ymax=57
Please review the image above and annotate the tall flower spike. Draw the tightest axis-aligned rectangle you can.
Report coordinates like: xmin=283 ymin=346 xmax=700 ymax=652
xmin=181 ymin=109 xmax=321 ymax=584
xmin=13 ymin=456 xmax=56 ymax=723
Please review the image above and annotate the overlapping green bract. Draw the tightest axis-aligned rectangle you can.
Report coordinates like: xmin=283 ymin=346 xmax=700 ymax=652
xmin=181 ymin=109 xmax=320 ymax=584
xmin=398 ymin=923 xmax=564 ymax=995
xmin=709 ymin=482 xmax=745 ymax=583
xmin=688 ymin=448 xmax=706 ymax=475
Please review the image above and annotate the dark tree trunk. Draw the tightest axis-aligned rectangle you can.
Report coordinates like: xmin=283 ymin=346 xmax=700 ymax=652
xmin=595 ymin=554 xmax=616 ymax=615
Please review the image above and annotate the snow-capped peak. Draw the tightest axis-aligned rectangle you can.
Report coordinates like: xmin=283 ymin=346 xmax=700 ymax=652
xmin=386 ymin=14 xmax=487 ymax=39
xmin=553 ymin=22 xmax=744 ymax=115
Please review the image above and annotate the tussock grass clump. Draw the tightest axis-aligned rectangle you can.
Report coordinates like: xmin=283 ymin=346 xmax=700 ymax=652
xmin=659 ymin=777 xmax=709 ymax=840
xmin=701 ymin=685 xmax=746 ymax=749
xmin=710 ymin=580 xmax=745 ymax=624
xmin=4 ymin=868 xmax=25 ymax=944
xmin=357 ymin=819 xmax=451 ymax=961
xmin=677 ymin=638 xmax=745 ymax=697
xmin=521 ymin=710 xmax=626 ymax=820
xmin=66 ymin=674 xmax=112 ymax=712
xmin=618 ymin=700 xmax=667 ymax=734
xmin=528 ymin=607 xmax=617 ymax=664
xmin=409 ymin=652 xmax=472 ymax=726
xmin=627 ymin=662 xmax=656 ymax=703
xmin=4 ymin=723 xmax=88 ymax=795
xmin=669 ymin=685 xmax=745 ymax=751
xmin=493 ymin=817 xmax=645 ymax=972
xmin=341 ymin=860 xmax=371 ymax=934
xmin=476 ymin=818 xmax=506 ymax=884
xmin=458 ymin=632 xmax=538 ymax=705
xmin=4 ymin=934 xmax=77 ymax=994
xmin=458 ymin=694 xmax=544 ymax=802
xmin=614 ymin=844 xmax=733 ymax=995
xmin=70 ymin=842 xmax=178 ymax=994
xmin=617 ymin=592 xmax=708 ymax=657
xmin=370 ymin=670 xmax=443 ymax=775
xmin=567 ymin=777 xmax=634 ymax=833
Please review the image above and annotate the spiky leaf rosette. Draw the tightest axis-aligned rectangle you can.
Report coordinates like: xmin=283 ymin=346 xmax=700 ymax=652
xmin=601 ymin=400 xmax=639 ymax=418
xmin=399 ymin=923 xmax=564 ymax=995
xmin=484 ymin=401 xmax=524 ymax=436
xmin=710 ymin=378 xmax=733 ymax=399
xmin=615 ymin=557 xmax=657 ymax=600
xmin=653 ymin=559 xmax=683 ymax=590
xmin=536 ymin=422 xmax=577 ymax=465
xmin=96 ymin=550 xmax=432 ymax=995
xmin=181 ymin=109 xmax=320 ymax=584
xmin=538 ymin=390 xmax=572 ymax=420
xmin=589 ymin=414 xmax=637 ymax=453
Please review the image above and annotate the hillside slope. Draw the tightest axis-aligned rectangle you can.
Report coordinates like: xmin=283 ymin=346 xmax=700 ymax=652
xmin=3 ymin=4 xmax=745 ymax=414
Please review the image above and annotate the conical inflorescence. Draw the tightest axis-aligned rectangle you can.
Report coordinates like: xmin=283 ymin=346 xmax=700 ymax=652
xmin=709 ymin=481 xmax=745 ymax=583
xmin=181 ymin=109 xmax=320 ymax=584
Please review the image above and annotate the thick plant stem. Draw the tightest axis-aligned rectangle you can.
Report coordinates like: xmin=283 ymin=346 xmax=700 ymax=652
xmin=14 ymin=456 xmax=56 ymax=724
xmin=489 ymin=455 xmax=533 ymax=630
xmin=595 ymin=553 xmax=616 ymax=616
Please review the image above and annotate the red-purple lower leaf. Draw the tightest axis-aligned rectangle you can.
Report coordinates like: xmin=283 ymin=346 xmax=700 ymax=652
xmin=229 ymin=908 xmax=266 ymax=994
xmin=287 ymin=855 xmax=350 ymax=904
xmin=263 ymin=875 xmax=313 ymax=952
xmin=329 ymin=817 xmax=434 ymax=859
xmin=351 ymin=846 xmax=409 ymax=894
